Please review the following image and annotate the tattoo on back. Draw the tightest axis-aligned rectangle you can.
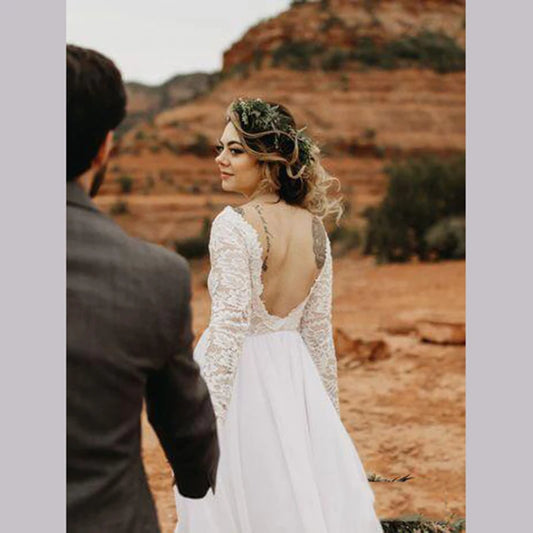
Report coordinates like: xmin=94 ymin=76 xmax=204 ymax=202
xmin=312 ymin=216 xmax=326 ymax=269
xmin=253 ymin=204 xmax=273 ymax=272
xmin=232 ymin=206 xmax=245 ymax=217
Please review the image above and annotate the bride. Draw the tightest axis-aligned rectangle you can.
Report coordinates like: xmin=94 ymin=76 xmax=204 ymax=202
xmin=174 ymin=98 xmax=382 ymax=532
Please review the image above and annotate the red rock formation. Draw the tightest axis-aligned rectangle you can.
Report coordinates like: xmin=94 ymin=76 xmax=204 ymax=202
xmin=222 ymin=0 xmax=465 ymax=71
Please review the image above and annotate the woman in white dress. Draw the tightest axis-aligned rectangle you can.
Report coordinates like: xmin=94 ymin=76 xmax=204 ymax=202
xmin=175 ymin=98 xmax=382 ymax=533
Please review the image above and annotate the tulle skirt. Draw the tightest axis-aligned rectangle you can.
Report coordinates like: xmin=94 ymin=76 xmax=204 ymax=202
xmin=175 ymin=329 xmax=382 ymax=533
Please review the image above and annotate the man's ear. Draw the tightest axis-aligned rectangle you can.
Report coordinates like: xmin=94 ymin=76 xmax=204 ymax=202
xmin=92 ymin=131 xmax=114 ymax=168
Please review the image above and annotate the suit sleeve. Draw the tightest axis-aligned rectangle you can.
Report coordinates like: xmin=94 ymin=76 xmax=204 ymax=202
xmin=145 ymin=260 xmax=219 ymax=498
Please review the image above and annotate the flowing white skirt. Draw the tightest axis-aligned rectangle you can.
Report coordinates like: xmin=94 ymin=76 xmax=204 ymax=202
xmin=175 ymin=330 xmax=382 ymax=533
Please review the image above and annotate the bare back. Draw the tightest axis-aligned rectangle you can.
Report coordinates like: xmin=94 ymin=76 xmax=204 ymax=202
xmin=235 ymin=200 xmax=327 ymax=318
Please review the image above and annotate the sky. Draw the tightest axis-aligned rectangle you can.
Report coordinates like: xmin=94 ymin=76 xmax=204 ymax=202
xmin=66 ymin=0 xmax=290 ymax=85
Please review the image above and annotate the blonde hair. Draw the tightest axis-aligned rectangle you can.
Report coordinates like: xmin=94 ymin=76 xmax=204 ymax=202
xmin=226 ymin=99 xmax=343 ymax=222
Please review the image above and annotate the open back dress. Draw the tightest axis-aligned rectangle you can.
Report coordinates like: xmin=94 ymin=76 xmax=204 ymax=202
xmin=174 ymin=205 xmax=382 ymax=533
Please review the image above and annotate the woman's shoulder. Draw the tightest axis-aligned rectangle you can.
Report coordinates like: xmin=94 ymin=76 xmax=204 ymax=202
xmin=210 ymin=205 xmax=256 ymax=243
xmin=212 ymin=205 xmax=241 ymax=227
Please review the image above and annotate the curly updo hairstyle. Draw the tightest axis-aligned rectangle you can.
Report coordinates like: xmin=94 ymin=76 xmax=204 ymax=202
xmin=226 ymin=98 xmax=343 ymax=222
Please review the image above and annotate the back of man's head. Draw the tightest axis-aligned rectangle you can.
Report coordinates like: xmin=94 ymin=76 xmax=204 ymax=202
xmin=67 ymin=45 xmax=126 ymax=181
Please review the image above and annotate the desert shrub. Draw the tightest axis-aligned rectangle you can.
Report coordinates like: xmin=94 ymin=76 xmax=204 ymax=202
xmin=117 ymin=175 xmax=133 ymax=194
xmin=321 ymin=48 xmax=349 ymax=71
xmin=252 ymin=49 xmax=264 ymax=70
xmin=329 ymin=224 xmax=362 ymax=256
xmin=385 ymin=31 xmax=465 ymax=73
xmin=189 ymin=133 xmax=211 ymax=157
xmin=134 ymin=130 xmax=146 ymax=140
xmin=424 ymin=216 xmax=465 ymax=260
xmin=272 ymin=41 xmax=325 ymax=70
xmin=174 ymin=217 xmax=210 ymax=259
xmin=109 ymin=200 xmax=129 ymax=216
xmin=339 ymin=73 xmax=350 ymax=91
xmin=380 ymin=516 xmax=465 ymax=532
xmin=351 ymin=32 xmax=464 ymax=73
xmin=364 ymin=153 xmax=465 ymax=263
xmin=363 ymin=128 xmax=376 ymax=140
xmin=320 ymin=15 xmax=344 ymax=32
xmin=351 ymin=37 xmax=382 ymax=67
xmin=161 ymin=140 xmax=182 ymax=156
xmin=374 ymin=145 xmax=386 ymax=159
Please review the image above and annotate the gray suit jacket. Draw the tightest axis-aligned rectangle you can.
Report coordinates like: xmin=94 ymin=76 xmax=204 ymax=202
xmin=67 ymin=181 xmax=218 ymax=533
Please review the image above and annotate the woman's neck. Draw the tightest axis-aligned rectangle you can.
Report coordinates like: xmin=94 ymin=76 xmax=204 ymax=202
xmin=249 ymin=190 xmax=280 ymax=205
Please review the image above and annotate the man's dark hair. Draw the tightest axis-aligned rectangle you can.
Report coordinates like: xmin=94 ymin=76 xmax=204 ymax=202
xmin=67 ymin=45 xmax=126 ymax=181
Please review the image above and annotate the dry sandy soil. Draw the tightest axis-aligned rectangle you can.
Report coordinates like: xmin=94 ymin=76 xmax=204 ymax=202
xmin=141 ymin=255 xmax=465 ymax=532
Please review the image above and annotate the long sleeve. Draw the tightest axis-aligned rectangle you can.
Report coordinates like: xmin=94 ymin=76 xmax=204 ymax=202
xmin=300 ymin=239 xmax=340 ymax=414
xmin=145 ymin=258 xmax=219 ymax=498
xmin=202 ymin=214 xmax=252 ymax=424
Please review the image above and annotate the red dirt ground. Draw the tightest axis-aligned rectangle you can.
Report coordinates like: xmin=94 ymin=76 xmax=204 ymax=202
xmin=141 ymin=255 xmax=465 ymax=532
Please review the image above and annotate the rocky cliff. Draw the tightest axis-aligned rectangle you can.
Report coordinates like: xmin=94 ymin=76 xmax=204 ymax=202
xmin=98 ymin=0 xmax=465 ymax=249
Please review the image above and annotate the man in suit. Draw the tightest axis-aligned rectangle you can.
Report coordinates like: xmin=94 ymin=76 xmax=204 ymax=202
xmin=67 ymin=44 xmax=219 ymax=532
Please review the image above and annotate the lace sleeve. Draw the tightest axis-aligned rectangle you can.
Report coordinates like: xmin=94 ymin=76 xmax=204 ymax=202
xmin=202 ymin=211 xmax=252 ymax=424
xmin=300 ymin=238 xmax=340 ymax=414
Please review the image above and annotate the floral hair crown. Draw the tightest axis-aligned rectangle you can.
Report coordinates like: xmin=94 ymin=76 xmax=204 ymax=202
xmin=231 ymin=98 xmax=314 ymax=168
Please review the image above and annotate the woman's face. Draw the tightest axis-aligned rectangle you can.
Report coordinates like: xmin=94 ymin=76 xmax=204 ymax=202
xmin=215 ymin=121 xmax=261 ymax=197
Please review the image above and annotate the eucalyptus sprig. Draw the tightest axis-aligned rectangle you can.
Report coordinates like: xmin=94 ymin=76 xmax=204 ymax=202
xmin=232 ymin=97 xmax=314 ymax=167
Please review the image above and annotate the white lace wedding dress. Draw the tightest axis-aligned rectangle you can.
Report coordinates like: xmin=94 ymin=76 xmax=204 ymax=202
xmin=175 ymin=206 xmax=382 ymax=532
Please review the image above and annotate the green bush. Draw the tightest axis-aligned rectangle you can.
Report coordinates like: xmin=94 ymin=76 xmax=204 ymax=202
xmin=385 ymin=31 xmax=465 ymax=73
xmin=117 ymin=175 xmax=133 ymax=194
xmin=351 ymin=32 xmax=465 ymax=73
xmin=351 ymin=37 xmax=382 ymax=67
xmin=174 ymin=217 xmax=210 ymax=259
xmin=272 ymin=41 xmax=325 ymax=70
xmin=189 ymin=133 xmax=211 ymax=157
xmin=321 ymin=48 xmax=349 ymax=71
xmin=364 ymin=153 xmax=465 ymax=263
xmin=380 ymin=516 xmax=465 ymax=532
xmin=329 ymin=224 xmax=362 ymax=256
xmin=320 ymin=15 xmax=344 ymax=32
xmin=109 ymin=200 xmax=129 ymax=216
xmin=374 ymin=145 xmax=386 ymax=159
xmin=252 ymin=49 xmax=264 ymax=70
xmin=424 ymin=216 xmax=465 ymax=260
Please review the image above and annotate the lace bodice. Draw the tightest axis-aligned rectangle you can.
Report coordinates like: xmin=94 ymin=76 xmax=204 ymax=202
xmin=201 ymin=206 xmax=340 ymax=423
